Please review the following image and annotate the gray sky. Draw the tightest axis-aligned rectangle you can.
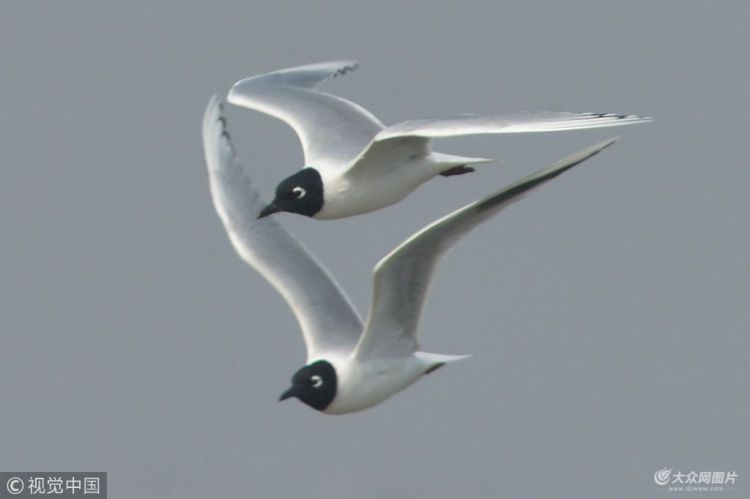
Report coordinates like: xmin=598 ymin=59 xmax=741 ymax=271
xmin=1 ymin=2 xmax=748 ymax=498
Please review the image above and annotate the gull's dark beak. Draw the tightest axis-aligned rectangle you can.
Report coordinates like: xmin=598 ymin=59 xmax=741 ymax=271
xmin=279 ymin=386 xmax=298 ymax=402
xmin=258 ymin=203 xmax=281 ymax=219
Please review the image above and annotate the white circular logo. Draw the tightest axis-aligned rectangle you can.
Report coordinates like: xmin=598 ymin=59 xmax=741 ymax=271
xmin=6 ymin=476 xmax=24 ymax=495
xmin=654 ymin=467 xmax=672 ymax=486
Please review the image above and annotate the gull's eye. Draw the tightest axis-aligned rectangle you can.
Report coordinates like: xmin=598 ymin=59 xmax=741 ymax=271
xmin=292 ymin=186 xmax=306 ymax=199
xmin=310 ymin=375 xmax=323 ymax=388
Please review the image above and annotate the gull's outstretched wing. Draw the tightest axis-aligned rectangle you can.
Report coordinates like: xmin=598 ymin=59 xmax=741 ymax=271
xmin=347 ymin=111 xmax=650 ymax=177
xmin=227 ymin=61 xmax=384 ymax=171
xmin=354 ymin=137 xmax=619 ymax=359
xmin=203 ymin=96 xmax=363 ymax=360
xmin=376 ymin=111 xmax=651 ymax=140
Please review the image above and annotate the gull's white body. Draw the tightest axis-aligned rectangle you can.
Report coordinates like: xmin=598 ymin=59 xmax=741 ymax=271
xmin=227 ymin=60 xmax=651 ymax=219
xmin=320 ymin=352 xmax=449 ymax=414
xmin=317 ymin=152 xmax=488 ymax=219
xmin=203 ymin=96 xmax=619 ymax=414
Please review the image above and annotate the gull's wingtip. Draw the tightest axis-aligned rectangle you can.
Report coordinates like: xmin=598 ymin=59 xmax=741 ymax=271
xmin=203 ymin=94 xmax=221 ymax=117
xmin=227 ymin=59 xmax=361 ymax=106
xmin=227 ymin=79 xmax=247 ymax=105
xmin=283 ymin=59 xmax=360 ymax=77
xmin=628 ymin=114 xmax=654 ymax=125
xmin=589 ymin=134 xmax=620 ymax=154
xmin=596 ymin=135 xmax=620 ymax=150
xmin=548 ymin=135 xmax=620 ymax=171
xmin=202 ymin=95 xmax=222 ymax=135
xmin=202 ymin=95 xmax=238 ymax=177
xmin=329 ymin=59 xmax=359 ymax=74
xmin=581 ymin=112 xmax=654 ymax=124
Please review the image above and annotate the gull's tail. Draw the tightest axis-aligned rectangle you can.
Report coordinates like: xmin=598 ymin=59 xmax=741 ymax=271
xmin=432 ymin=152 xmax=495 ymax=177
xmin=416 ymin=352 xmax=472 ymax=374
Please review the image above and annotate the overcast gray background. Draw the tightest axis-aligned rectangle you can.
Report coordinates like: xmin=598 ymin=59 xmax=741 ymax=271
xmin=1 ymin=2 xmax=748 ymax=498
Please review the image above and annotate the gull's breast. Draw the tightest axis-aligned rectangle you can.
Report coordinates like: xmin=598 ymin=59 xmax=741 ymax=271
xmin=324 ymin=355 xmax=427 ymax=414
xmin=314 ymin=158 xmax=440 ymax=219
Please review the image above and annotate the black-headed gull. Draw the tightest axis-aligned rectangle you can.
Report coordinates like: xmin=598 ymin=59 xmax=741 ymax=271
xmin=227 ymin=60 xmax=650 ymax=220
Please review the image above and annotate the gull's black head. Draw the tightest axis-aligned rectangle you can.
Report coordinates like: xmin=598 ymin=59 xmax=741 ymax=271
xmin=279 ymin=360 xmax=337 ymax=411
xmin=259 ymin=168 xmax=324 ymax=218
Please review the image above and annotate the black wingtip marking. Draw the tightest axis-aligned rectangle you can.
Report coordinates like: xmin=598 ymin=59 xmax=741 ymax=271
xmin=327 ymin=62 xmax=359 ymax=82
xmin=217 ymin=111 xmax=230 ymax=140
xmin=584 ymin=112 xmax=642 ymax=120
xmin=335 ymin=62 xmax=358 ymax=77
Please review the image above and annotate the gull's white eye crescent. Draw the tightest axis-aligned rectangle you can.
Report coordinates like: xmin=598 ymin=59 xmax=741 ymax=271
xmin=310 ymin=375 xmax=323 ymax=388
xmin=292 ymin=186 xmax=306 ymax=199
